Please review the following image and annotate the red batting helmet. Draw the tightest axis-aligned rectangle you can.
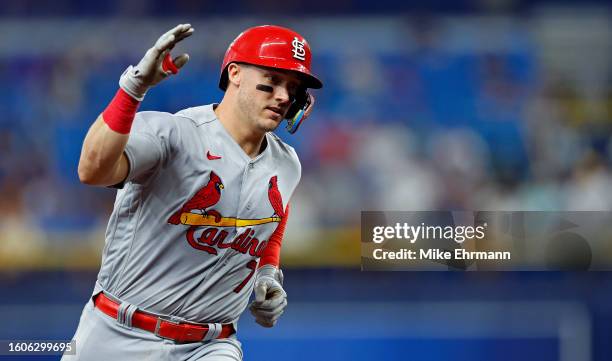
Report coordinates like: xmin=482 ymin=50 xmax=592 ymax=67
xmin=219 ymin=25 xmax=323 ymax=91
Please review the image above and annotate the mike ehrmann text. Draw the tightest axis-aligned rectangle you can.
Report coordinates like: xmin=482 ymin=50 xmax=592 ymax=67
xmin=372 ymin=248 xmax=511 ymax=261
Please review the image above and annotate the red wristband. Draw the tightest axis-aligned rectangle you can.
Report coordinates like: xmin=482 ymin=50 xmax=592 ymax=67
xmin=102 ymin=88 xmax=140 ymax=134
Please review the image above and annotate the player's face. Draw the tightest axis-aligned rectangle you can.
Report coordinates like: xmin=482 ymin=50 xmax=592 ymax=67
xmin=237 ymin=65 xmax=302 ymax=133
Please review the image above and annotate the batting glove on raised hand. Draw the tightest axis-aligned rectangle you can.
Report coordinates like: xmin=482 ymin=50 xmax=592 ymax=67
xmin=119 ymin=23 xmax=194 ymax=101
xmin=249 ymin=265 xmax=287 ymax=328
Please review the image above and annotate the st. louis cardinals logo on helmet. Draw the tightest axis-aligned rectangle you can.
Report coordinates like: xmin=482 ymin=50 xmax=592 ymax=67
xmin=291 ymin=37 xmax=306 ymax=61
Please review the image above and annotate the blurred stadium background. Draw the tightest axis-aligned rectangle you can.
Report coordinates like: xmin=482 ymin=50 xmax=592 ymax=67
xmin=0 ymin=0 xmax=611 ymax=360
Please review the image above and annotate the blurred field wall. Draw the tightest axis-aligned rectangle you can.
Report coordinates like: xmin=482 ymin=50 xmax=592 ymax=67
xmin=0 ymin=8 xmax=611 ymax=361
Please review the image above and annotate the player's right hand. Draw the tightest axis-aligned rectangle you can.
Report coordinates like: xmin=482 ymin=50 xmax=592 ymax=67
xmin=119 ymin=23 xmax=194 ymax=101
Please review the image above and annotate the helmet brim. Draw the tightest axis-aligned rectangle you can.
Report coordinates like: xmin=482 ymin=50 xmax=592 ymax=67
xmin=219 ymin=63 xmax=323 ymax=91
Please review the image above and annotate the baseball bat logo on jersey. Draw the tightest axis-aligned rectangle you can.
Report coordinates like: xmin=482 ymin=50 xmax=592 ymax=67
xmin=167 ymin=174 xmax=285 ymax=256
xmin=168 ymin=174 xmax=284 ymax=228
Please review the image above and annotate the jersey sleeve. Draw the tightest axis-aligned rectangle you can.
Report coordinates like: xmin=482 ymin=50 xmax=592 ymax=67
xmin=123 ymin=111 xmax=179 ymax=185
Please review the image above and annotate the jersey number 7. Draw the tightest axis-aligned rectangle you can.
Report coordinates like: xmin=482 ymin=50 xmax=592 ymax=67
xmin=233 ymin=260 xmax=257 ymax=293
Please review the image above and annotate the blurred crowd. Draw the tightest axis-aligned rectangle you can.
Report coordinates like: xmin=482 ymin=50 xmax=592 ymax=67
xmin=0 ymin=12 xmax=610 ymax=262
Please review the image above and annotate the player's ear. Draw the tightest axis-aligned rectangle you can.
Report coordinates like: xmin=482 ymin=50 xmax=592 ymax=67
xmin=227 ymin=63 xmax=242 ymax=88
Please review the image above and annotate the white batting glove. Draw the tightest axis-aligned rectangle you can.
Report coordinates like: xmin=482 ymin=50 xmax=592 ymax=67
xmin=249 ymin=265 xmax=287 ymax=328
xmin=119 ymin=23 xmax=194 ymax=101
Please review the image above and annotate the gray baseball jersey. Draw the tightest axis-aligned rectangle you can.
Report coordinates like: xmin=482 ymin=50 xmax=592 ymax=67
xmin=95 ymin=104 xmax=300 ymax=324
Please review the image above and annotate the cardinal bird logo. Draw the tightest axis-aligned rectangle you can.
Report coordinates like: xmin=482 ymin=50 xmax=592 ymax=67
xmin=167 ymin=171 xmax=224 ymax=225
xmin=268 ymin=176 xmax=285 ymax=218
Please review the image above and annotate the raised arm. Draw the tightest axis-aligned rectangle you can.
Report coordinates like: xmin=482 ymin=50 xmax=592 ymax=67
xmin=78 ymin=24 xmax=194 ymax=186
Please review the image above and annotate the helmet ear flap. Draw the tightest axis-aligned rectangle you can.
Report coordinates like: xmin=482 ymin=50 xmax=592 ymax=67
xmin=219 ymin=67 xmax=229 ymax=91
xmin=219 ymin=63 xmax=245 ymax=91
xmin=285 ymin=89 xmax=311 ymax=134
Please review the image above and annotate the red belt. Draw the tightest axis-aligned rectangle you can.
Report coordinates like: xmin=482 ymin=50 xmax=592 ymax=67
xmin=94 ymin=292 xmax=235 ymax=343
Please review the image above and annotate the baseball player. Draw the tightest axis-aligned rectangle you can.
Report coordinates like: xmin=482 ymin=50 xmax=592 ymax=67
xmin=63 ymin=24 xmax=322 ymax=360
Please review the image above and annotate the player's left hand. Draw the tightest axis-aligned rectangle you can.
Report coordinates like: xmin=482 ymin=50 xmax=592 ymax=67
xmin=249 ymin=265 xmax=287 ymax=328
xmin=119 ymin=23 xmax=194 ymax=101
